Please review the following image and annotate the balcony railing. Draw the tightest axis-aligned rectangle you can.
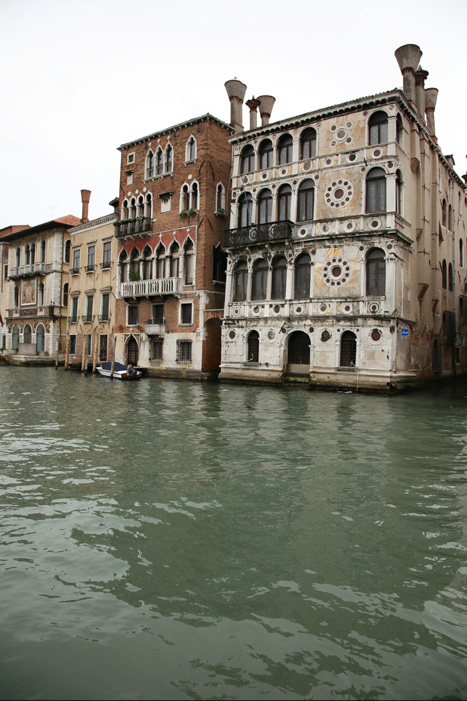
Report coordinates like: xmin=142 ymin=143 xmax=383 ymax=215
xmin=120 ymin=277 xmax=180 ymax=298
xmin=8 ymin=262 xmax=51 ymax=278
xmin=82 ymin=314 xmax=94 ymax=323
xmin=225 ymin=219 xmax=294 ymax=247
xmin=114 ymin=217 xmax=153 ymax=237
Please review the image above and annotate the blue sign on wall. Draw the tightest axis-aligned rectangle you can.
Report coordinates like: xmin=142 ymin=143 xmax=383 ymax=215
xmin=401 ymin=328 xmax=409 ymax=337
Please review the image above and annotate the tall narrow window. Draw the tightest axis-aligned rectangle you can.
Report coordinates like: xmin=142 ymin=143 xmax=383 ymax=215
xmin=62 ymin=283 xmax=69 ymax=308
xmin=184 ymin=239 xmax=194 ymax=285
xmin=170 ymin=243 xmax=179 ymax=278
xmin=340 ymin=331 xmax=357 ymax=367
xmin=277 ymin=134 xmax=293 ymax=165
xmin=395 ymin=170 xmax=403 ymax=215
xmin=441 ymin=259 xmax=447 ymax=289
xmin=366 ymin=168 xmax=386 ymax=213
xmin=368 ymin=111 xmax=388 ymax=145
xmin=14 ymin=285 xmax=19 ymax=307
xmin=99 ymin=335 xmax=108 ymax=361
xmin=156 ymin=244 xmax=165 ymax=279
xmin=146 ymin=150 xmax=154 ymax=178
xmin=71 ymin=296 xmax=78 ymax=322
xmin=119 ymin=250 xmax=128 ymax=283
xmin=238 ymin=192 xmax=252 ymax=228
xmin=186 ymin=136 xmax=196 ymax=161
xmin=142 ymin=245 xmax=152 ymax=280
xmin=30 ymin=243 xmax=35 ymax=265
xmin=396 ymin=114 xmax=403 ymax=145
xmin=12 ymin=325 xmax=19 ymax=349
xmin=233 ymin=261 xmax=248 ymax=301
xmin=258 ymin=189 xmax=272 ymax=225
xmin=64 ymin=240 xmax=71 ymax=263
xmin=40 ymin=240 xmax=46 ymax=263
xmin=300 ymin=127 xmax=317 ymax=159
xmin=16 ymin=247 xmax=20 ymax=267
xmin=442 ymin=199 xmax=447 ymax=227
xmin=277 ymin=184 xmax=292 ymax=221
xmin=145 ymin=193 xmax=152 ymax=219
xmin=259 ymin=139 xmax=273 ymax=169
xmin=460 ymin=239 xmax=464 ymax=268
xmin=25 ymin=245 xmax=30 ymax=265
xmin=101 ymin=294 xmax=110 ymax=321
xmin=272 ymin=256 xmax=287 ymax=299
xmin=191 ymin=182 xmax=199 ymax=210
xmin=23 ymin=324 xmax=32 ymax=344
xmin=165 ymin=144 xmax=173 ymax=172
xmin=297 ymin=179 xmax=315 ymax=222
xmin=241 ymin=145 xmax=255 ymax=174
xmin=156 ymin=148 xmax=163 ymax=175
xmin=252 ymin=259 xmax=267 ymax=300
xmin=181 ymin=184 xmax=189 ymax=211
xmin=85 ymin=295 xmax=94 ymax=322
xmin=87 ymin=246 xmax=95 ymax=271
xmin=294 ymin=253 xmax=311 ymax=298
xmin=366 ymin=248 xmax=386 ymax=296
xmin=72 ymin=249 xmax=80 ymax=274
xmin=38 ymin=282 xmax=44 ymax=307
xmin=102 ymin=241 xmax=111 ymax=268
xmin=448 ymin=263 xmax=454 ymax=291
xmin=36 ymin=324 xmax=45 ymax=353
xmin=247 ymin=331 xmax=259 ymax=362
xmin=216 ymin=183 xmax=225 ymax=213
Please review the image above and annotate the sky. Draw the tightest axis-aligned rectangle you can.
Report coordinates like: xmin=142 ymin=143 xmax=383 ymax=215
xmin=1 ymin=0 xmax=466 ymax=229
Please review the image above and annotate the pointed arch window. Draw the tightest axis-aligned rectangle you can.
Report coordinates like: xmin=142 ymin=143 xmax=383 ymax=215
xmin=30 ymin=243 xmax=36 ymax=265
xmin=366 ymin=248 xmax=386 ymax=296
xmin=441 ymin=259 xmax=447 ymax=289
xmin=395 ymin=170 xmax=403 ymax=215
xmin=191 ymin=182 xmax=199 ymax=210
xmin=170 ymin=242 xmax=180 ymax=278
xmin=448 ymin=263 xmax=454 ymax=291
xmin=186 ymin=136 xmax=196 ymax=161
xmin=278 ymin=134 xmax=293 ymax=165
xmin=129 ymin=248 xmax=139 ymax=280
xmin=294 ymin=253 xmax=311 ymax=298
xmin=23 ymin=324 xmax=32 ymax=344
xmin=297 ymin=179 xmax=315 ymax=222
xmin=300 ymin=128 xmax=317 ymax=159
xmin=38 ymin=282 xmax=44 ymax=307
xmin=40 ymin=240 xmax=46 ymax=263
xmin=181 ymin=184 xmax=190 ymax=212
xmin=146 ymin=150 xmax=154 ymax=178
xmin=25 ymin=245 xmax=30 ymax=265
xmin=366 ymin=167 xmax=386 ymax=213
xmin=142 ymin=245 xmax=152 ymax=280
xmin=14 ymin=285 xmax=20 ymax=308
xmin=145 ymin=193 xmax=152 ymax=219
xmin=259 ymin=139 xmax=273 ymax=169
xmin=155 ymin=244 xmax=166 ymax=279
xmin=16 ymin=247 xmax=20 ymax=267
xmin=184 ymin=239 xmax=195 ymax=285
xmin=156 ymin=148 xmax=163 ymax=175
xmin=165 ymin=144 xmax=173 ymax=173
xmin=216 ymin=183 xmax=226 ymax=213
xmin=368 ymin=111 xmax=388 ymax=145
xmin=119 ymin=250 xmax=128 ymax=283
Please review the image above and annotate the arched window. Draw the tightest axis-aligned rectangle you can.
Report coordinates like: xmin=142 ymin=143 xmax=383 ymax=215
xmin=145 ymin=193 xmax=152 ymax=219
xmin=366 ymin=167 xmax=386 ymax=213
xmin=23 ymin=324 xmax=32 ymax=344
xmin=40 ymin=240 xmax=46 ymax=263
xmin=277 ymin=134 xmax=293 ymax=165
xmin=258 ymin=139 xmax=273 ymax=169
xmin=191 ymin=182 xmax=199 ymax=210
xmin=294 ymin=253 xmax=311 ymax=298
xmin=366 ymin=248 xmax=386 ymax=296
xmin=155 ymin=244 xmax=166 ymax=279
xmin=395 ymin=170 xmax=403 ymax=215
xmin=30 ymin=243 xmax=35 ymax=265
xmin=146 ymin=150 xmax=154 ymax=178
xmin=233 ymin=261 xmax=248 ymax=301
xmin=169 ymin=242 xmax=180 ymax=278
xmin=441 ymin=260 xmax=447 ymax=289
xmin=156 ymin=148 xmax=163 ymax=175
xmin=448 ymin=263 xmax=454 ymax=291
xmin=181 ymin=184 xmax=190 ymax=211
xmin=25 ymin=245 xmax=30 ymax=265
xmin=63 ymin=283 xmax=69 ymax=307
xmin=38 ymin=282 xmax=44 ymax=306
xmin=258 ymin=189 xmax=272 ymax=225
xmin=252 ymin=259 xmax=267 ymax=300
xmin=340 ymin=331 xmax=357 ymax=367
xmin=184 ymin=238 xmax=194 ymax=285
xmin=297 ymin=179 xmax=315 ymax=222
xmin=300 ymin=127 xmax=317 ymax=159
xmin=16 ymin=247 xmax=20 ymax=267
xmin=238 ymin=192 xmax=252 ymax=228
xmin=288 ymin=331 xmax=310 ymax=365
xmin=119 ymin=250 xmax=128 ymax=283
xmin=165 ymin=144 xmax=173 ymax=172
xmin=241 ymin=145 xmax=255 ymax=174
xmin=442 ymin=199 xmax=447 ymax=227
xmin=271 ymin=256 xmax=287 ymax=299
xmin=12 ymin=325 xmax=19 ymax=349
xmin=460 ymin=239 xmax=464 ymax=268
xmin=129 ymin=248 xmax=139 ymax=280
xmin=186 ymin=136 xmax=196 ymax=161
xmin=36 ymin=324 xmax=45 ymax=353
xmin=368 ymin=111 xmax=388 ymax=145
xmin=396 ymin=114 xmax=403 ymax=145
xmin=14 ymin=285 xmax=19 ymax=307
xmin=216 ymin=183 xmax=225 ymax=213
xmin=142 ymin=245 xmax=152 ymax=280
xmin=122 ymin=199 xmax=129 ymax=220
xmin=247 ymin=331 xmax=259 ymax=363
xmin=129 ymin=197 xmax=136 ymax=219
xmin=137 ymin=195 xmax=144 ymax=218
xmin=448 ymin=205 xmax=453 ymax=232
xmin=277 ymin=184 xmax=292 ymax=221
xmin=64 ymin=240 xmax=70 ymax=263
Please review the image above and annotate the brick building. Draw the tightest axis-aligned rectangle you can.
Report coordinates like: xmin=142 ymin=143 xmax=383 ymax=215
xmin=114 ymin=114 xmax=233 ymax=378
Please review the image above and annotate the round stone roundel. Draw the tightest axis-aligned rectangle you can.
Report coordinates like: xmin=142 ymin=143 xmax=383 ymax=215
xmin=325 ymin=179 xmax=353 ymax=209
xmin=323 ymin=257 xmax=351 ymax=287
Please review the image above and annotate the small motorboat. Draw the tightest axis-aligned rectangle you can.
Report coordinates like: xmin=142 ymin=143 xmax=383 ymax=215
xmin=96 ymin=361 xmax=142 ymax=380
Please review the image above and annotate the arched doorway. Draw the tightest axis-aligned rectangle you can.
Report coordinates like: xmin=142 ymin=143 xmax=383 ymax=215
xmin=126 ymin=336 xmax=139 ymax=366
xmin=36 ymin=324 xmax=45 ymax=353
xmin=23 ymin=324 xmax=32 ymax=344
xmin=202 ymin=317 xmax=222 ymax=373
xmin=340 ymin=331 xmax=357 ymax=367
xmin=287 ymin=331 xmax=310 ymax=375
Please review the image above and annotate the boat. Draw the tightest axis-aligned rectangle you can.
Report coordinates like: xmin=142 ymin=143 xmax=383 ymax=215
xmin=96 ymin=361 xmax=142 ymax=380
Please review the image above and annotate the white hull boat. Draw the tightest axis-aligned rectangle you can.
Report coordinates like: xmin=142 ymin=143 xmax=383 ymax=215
xmin=96 ymin=361 xmax=142 ymax=380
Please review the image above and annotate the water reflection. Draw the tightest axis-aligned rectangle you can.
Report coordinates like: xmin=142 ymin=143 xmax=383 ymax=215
xmin=0 ymin=368 xmax=466 ymax=699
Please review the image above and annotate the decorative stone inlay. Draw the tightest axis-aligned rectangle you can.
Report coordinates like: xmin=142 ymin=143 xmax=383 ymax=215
xmin=229 ymin=330 xmax=236 ymax=339
xmin=267 ymin=330 xmax=275 ymax=340
xmin=321 ymin=329 xmax=331 ymax=342
xmin=367 ymin=301 xmax=381 ymax=314
xmin=323 ymin=257 xmax=351 ymax=287
xmin=325 ymin=179 xmax=353 ymax=209
xmin=369 ymin=328 xmax=382 ymax=343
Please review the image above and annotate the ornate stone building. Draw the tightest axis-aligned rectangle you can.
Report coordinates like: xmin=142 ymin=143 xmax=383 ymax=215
xmin=114 ymin=114 xmax=232 ymax=378
xmin=220 ymin=44 xmax=467 ymax=391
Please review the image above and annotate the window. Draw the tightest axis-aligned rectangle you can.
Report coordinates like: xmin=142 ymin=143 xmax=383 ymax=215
xmin=448 ymin=263 xmax=454 ymax=291
xmin=252 ymin=259 xmax=267 ymax=300
xmin=12 ymin=325 xmax=19 ymax=349
xmin=24 ymin=324 xmax=32 ymax=344
xmin=300 ymin=128 xmax=317 ymax=159
xmin=186 ymin=136 xmax=196 ymax=161
xmin=30 ymin=243 xmax=35 ymax=265
xmin=238 ymin=192 xmax=252 ymax=228
xmin=460 ymin=239 xmax=464 ymax=268
xmin=72 ymin=249 xmax=80 ymax=274
xmin=152 ymin=304 xmax=164 ymax=324
xmin=170 ymin=243 xmax=180 ymax=278
xmin=84 ymin=296 xmax=93 ymax=322
xmin=442 ymin=199 xmax=447 ymax=227
xmin=16 ymin=247 xmax=20 ymax=267
xmin=184 ymin=239 xmax=194 ymax=285
xmin=240 ymin=145 xmax=255 ymax=174
xmin=119 ymin=250 xmax=128 ymax=282
xmin=213 ymin=245 xmax=226 ymax=283
xmin=150 ymin=337 xmax=163 ymax=361
xmin=449 ymin=205 xmax=454 ymax=232
xmin=340 ymin=331 xmax=357 ymax=367
xmin=14 ymin=285 xmax=19 ymax=307
xmin=366 ymin=167 xmax=386 ymax=213
xmin=216 ymin=183 xmax=226 ymax=213
xmin=294 ymin=253 xmax=311 ymax=298
xmin=142 ymin=246 xmax=152 ymax=280
xmin=233 ymin=261 xmax=248 ymax=301
xmin=129 ymin=248 xmax=139 ymax=280
xmin=272 ymin=256 xmax=287 ymax=299
xmin=247 ymin=331 xmax=259 ymax=362
xmin=64 ymin=239 xmax=71 ymax=263
xmin=396 ymin=114 xmax=403 ymax=145
xmin=180 ymin=303 xmax=193 ymax=325
xmin=191 ymin=182 xmax=198 ymax=210
xmin=128 ymin=305 xmax=139 ymax=326
xmin=297 ymin=180 xmax=315 ymax=221
xmin=38 ymin=282 xmax=44 ymax=307
xmin=146 ymin=150 xmax=154 ymax=178
xmin=277 ymin=184 xmax=292 ymax=221
xmin=258 ymin=189 xmax=272 ymax=224
xmin=366 ymin=248 xmax=386 ymax=296
xmin=102 ymin=241 xmax=111 ymax=268
xmin=85 ymin=334 xmax=92 ymax=356
xmin=99 ymin=335 xmax=108 ymax=362
xmin=181 ymin=184 xmax=190 ymax=211
xmin=165 ymin=144 xmax=173 ymax=173
xmin=25 ymin=245 xmax=30 ymax=265
xmin=101 ymin=294 xmax=110 ymax=322
xmin=69 ymin=334 xmax=76 ymax=355
xmin=441 ymin=259 xmax=447 ymax=289
xmin=395 ymin=171 xmax=403 ymax=215
xmin=155 ymin=244 xmax=165 ymax=279
xmin=40 ymin=240 xmax=46 ymax=263
xmin=368 ymin=111 xmax=388 ymax=145
xmin=259 ymin=139 xmax=273 ymax=169
xmin=177 ymin=340 xmax=192 ymax=363
xmin=70 ymin=297 xmax=78 ymax=323
xmin=127 ymin=152 xmax=135 ymax=165
xmin=145 ymin=193 xmax=152 ymax=219
xmin=35 ymin=324 xmax=45 ymax=353
xmin=156 ymin=148 xmax=163 ymax=175
xmin=62 ymin=283 xmax=69 ymax=308
xmin=277 ymin=134 xmax=293 ymax=165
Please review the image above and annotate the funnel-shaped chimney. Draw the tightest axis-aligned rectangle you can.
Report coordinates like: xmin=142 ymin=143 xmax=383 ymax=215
xmin=80 ymin=189 xmax=91 ymax=224
xmin=246 ymin=97 xmax=261 ymax=130
xmin=415 ymin=67 xmax=429 ymax=118
xmin=225 ymin=79 xmax=247 ymax=133
xmin=395 ymin=44 xmax=423 ymax=105
xmin=425 ymin=87 xmax=438 ymax=141
xmin=257 ymin=95 xmax=276 ymax=126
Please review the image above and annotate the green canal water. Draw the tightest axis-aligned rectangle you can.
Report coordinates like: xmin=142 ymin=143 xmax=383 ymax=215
xmin=0 ymin=367 xmax=466 ymax=700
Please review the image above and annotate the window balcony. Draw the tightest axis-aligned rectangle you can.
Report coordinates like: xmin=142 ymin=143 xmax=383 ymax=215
xmin=8 ymin=262 xmax=51 ymax=278
xmin=85 ymin=264 xmax=95 ymax=273
xmin=120 ymin=277 xmax=180 ymax=298
xmin=69 ymin=315 xmax=78 ymax=323
xmin=98 ymin=315 xmax=110 ymax=323
xmin=225 ymin=220 xmax=294 ymax=248
xmin=82 ymin=314 xmax=94 ymax=323
xmin=114 ymin=217 xmax=153 ymax=238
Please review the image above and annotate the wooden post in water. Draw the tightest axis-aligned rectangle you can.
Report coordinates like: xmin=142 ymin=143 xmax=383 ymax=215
xmin=92 ymin=332 xmax=98 ymax=373
xmin=64 ymin=335 xmax=70 ymax=371
xmin=110 ymin=333 xmax=115 ymax=380
xmin=81 ymin=334 xmax=87 ymax=375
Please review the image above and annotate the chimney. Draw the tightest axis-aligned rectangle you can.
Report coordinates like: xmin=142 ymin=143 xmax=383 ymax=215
xmin=425 ymin=87 xmax=438 ymax=142
xmin=225 ymin=79 xmax=247 ymax=133
xmin=257 ymin=95 xmax=276 ymax=126
xmin=81 ymin=189 xmax=91 ymax=224
xmin=246 ymin=97 xmax=261 ymax=130
xmin=395 ymin=44 xmax=423 ymax=106
xmin=415 ymin=67 xmax=429 ymax=118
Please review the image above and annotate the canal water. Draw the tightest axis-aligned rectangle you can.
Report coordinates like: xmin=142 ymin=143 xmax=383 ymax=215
xmin=0 ymin=367 xmax=466 ymax=700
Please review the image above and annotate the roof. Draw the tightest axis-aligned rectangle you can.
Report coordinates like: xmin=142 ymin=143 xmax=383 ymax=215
xmin=118 ymin=113 xmax=233 ymax=150
xmin=1 ymin=215 xmax=81 ymax=242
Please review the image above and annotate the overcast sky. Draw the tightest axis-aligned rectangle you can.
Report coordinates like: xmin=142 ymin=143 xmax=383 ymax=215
xmin=1 ymin=0 xmax=466 ymax=229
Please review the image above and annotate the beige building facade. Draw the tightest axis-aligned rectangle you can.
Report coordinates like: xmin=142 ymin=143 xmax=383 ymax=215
xmin=220 ymin=44 xmax=467 ymax=391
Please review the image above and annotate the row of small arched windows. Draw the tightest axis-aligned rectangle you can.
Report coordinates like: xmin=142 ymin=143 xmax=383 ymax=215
xmin=246 ymin=329 xmax=358 ymax=367
xmin=145 ymin=136 xmax=197 ymax=179
xmin=440 ymin=260 xmax=455 ymax=291
xmin=11 ymin=324 xmax=45 ymax=351
xmin=119 ymin=239 xmax=195 ymax=283
xmin=15 ymin=240 xmax=49 ymax=267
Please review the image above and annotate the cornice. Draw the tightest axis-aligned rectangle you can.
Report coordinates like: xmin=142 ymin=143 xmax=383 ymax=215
xmin=69 ymin=213 xmax=117 ymax=234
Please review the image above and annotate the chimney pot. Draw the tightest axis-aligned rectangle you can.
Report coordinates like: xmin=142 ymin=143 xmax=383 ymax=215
xmin=80 ymin=189 xmax=91 ymax=224
xmin=395 ymin=44 xmax=423 ymax=106
xmin=425 ymin=87 xmax=438 ymax=141
xmin=246 ymin=97 xmax=261 ymax=130
xmin=225 ymin=79 xmax=247 ymax=133
xmin=257 ymin=95 xmax=276 ymax=126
